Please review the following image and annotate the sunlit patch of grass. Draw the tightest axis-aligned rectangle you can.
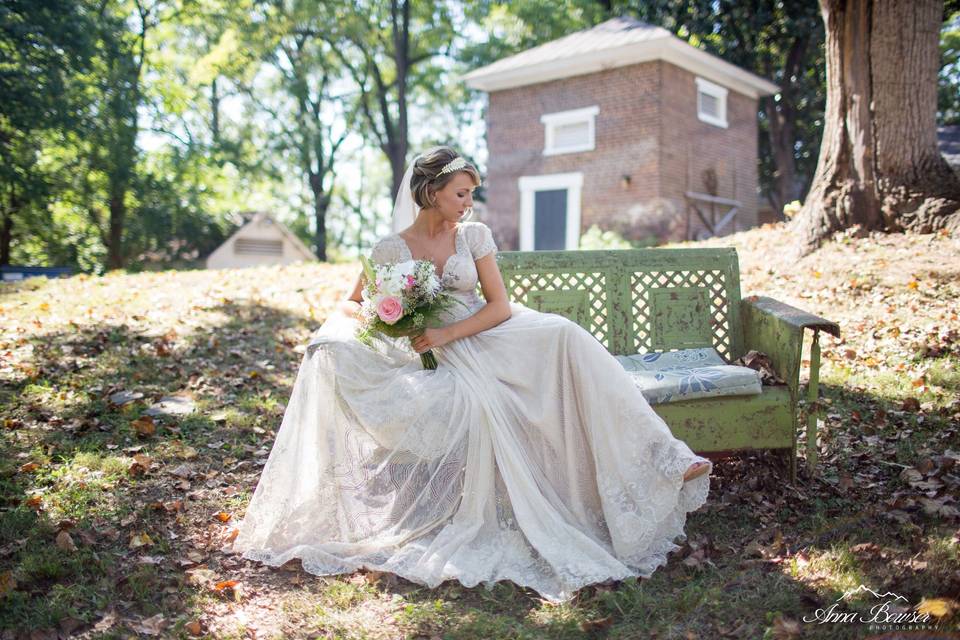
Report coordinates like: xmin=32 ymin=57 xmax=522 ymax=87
xmin=788 ymin=545 xmax=865 ymax=597
xmin=394 ymin=597 xmax=451 ymax=634
xmin=31 ymin=451 xmax=130 ymax=522
xmin=823 ymin=353 xmax=960 ymax=410
xmin=447 ymin=607 xmax=537 ymax=640
xmin=69 ymin=450 xmax=129 ymax=475
xmin=524 ymin=599 xmax=595 ymax=638
xmin=924 ymin=532 xmax=960 ymax=569
xmin=306 ymin=581 xmax=408 ymax=638
xmin=926 ymin=356 xmax=960 ymax=394
xmin=320 ymin=579 xmax=376 ymax=610
xmin=223 ymin=491 xmax=252 ymax=513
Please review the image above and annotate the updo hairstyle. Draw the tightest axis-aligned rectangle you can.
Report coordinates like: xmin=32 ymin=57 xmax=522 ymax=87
xmin=409 ymin=146 xmax=482 ymax=210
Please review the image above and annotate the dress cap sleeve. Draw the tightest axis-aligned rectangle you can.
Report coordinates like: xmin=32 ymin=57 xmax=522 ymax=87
xmin=369 ymin=235 xmax=403 ymax=265
xmin=466 ymin=222 xmax=497 ymax=260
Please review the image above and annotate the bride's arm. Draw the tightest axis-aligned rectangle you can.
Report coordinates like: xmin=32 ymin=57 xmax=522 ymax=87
xmin=438 ymin=253 xmax=511 ymax=341
xmin=336 ymin=271 xmax=365 ymax=319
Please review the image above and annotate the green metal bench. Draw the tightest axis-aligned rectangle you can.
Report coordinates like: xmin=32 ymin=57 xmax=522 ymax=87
xmin=495 ymin=247 xmax=839 ymax=482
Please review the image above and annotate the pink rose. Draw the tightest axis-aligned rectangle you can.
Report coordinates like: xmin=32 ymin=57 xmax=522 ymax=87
xmin=376 ymin=295 xmax=403 ymax=324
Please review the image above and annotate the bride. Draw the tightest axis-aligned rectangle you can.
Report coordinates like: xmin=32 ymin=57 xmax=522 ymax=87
xmin=230 ymin=146 xmax=713 ymax=603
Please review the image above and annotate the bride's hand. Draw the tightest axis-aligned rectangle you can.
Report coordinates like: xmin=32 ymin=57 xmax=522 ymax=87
xmin=411 ymin=327 xmax=452 ymax=353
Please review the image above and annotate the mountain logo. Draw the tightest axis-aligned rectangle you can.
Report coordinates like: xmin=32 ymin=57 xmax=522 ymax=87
xmin=837 ymin=585 xmax=909 ymax=603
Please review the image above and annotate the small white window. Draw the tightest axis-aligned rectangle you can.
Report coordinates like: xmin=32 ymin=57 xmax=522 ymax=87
xmin=540 ymin=106 xmax=599 ymax=156
xmin=695 ymin=78 xmax=728 ymax=128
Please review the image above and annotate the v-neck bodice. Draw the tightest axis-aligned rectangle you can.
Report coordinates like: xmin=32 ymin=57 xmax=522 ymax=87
xmin=395 ymin=224 xmax=463 ymax=281
xmin=371 ymin=221 xmax=499 ymax=325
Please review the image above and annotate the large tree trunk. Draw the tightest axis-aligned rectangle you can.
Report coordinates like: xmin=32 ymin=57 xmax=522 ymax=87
xmin=792 ymin=0 xmax=960 ymax=253
xmin=1 ymin=186 xmax=20 ymax=266
xmin=107 ymin=187 xmax=126 ymax=270
xmin=1 ymin=209 xmax=13 ymax=266
xmin=310 ymin=173 xmax=329 ymax=262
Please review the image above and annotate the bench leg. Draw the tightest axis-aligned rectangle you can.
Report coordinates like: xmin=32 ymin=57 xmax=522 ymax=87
xmin=806 ymin=330 xmax=821 ymax=477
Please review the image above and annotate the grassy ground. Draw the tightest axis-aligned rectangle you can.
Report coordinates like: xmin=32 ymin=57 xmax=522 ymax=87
xmin=1 ymin=225 xmax=958 ymax=639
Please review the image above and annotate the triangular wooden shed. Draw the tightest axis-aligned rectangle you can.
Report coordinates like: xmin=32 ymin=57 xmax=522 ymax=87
xmin=205 ymin=211 xmax=316 ymax=270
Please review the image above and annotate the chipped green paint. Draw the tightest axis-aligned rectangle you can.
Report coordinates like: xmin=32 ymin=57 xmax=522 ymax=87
xmin=653 ymin=387 xmax=795 ymax=451
xmin=496 ymin=248 xmax=838 ymax=482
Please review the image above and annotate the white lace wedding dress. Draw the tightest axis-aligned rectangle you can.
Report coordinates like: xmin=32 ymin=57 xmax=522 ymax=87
xmin=231 ymin=220 xmax=712 ymax=603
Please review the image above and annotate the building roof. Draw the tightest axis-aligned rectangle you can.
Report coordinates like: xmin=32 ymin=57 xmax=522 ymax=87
xmin=461 ymin=16 xmax=779 ymax=99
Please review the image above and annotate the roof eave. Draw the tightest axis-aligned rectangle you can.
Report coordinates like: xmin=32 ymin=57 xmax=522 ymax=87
xmin=461 ymin=34 xmax=779 ymax=99
xmin=661 ymin=36 xmax=779 ymax=98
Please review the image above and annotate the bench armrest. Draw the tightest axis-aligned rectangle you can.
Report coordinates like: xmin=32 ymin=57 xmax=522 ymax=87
xmin=742 ymin=296 xmax=839 ymax=476
xmin=741 ymin=295 xmax=838 ymax=394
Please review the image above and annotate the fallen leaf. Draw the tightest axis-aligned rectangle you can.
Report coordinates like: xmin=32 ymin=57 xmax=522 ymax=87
xmin=916 ymin=597 xmax=957 ymax=618
xmin=128 ymin=613 xmax=167 ymax=636
xmin=128 ymin=453 xmax=152 ymax=476
xmin=768 ymin=614 xmax=801 ymax=639
xmin=55 ymin=531 xmax=76 ymax=552
xmin=186 ymin=568 xmax=217 ymax=587
xmin=128 ymin=532 xmax=154 ymax=549
xmin=131 ymin=416 xmax=156 ymax=437
xmin=0 ymin=571 xmax=16 ymax=597
xmin=213 ymin=579 xmax=243 ymax=601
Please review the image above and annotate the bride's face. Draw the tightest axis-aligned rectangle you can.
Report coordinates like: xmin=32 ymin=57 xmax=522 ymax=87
xmin=429 ymin=173 xmax=477 ymax=221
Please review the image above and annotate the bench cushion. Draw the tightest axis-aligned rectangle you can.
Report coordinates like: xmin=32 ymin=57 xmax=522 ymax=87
xmin=615 ymin=348 xmax=762 ymax=405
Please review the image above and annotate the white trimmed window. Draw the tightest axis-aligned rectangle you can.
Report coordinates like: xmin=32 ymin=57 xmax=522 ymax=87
xmin=695 ymin=78 xmax=728 ymax=128
xmin=540 ymin=106 xmax=599 ymax=156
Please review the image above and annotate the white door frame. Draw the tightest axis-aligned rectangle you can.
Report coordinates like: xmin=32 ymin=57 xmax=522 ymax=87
xmin=518 ymin=172 xmax=583 ymax=251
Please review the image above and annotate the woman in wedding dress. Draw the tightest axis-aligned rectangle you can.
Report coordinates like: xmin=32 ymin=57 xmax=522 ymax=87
xmin=230 ymin=146 xmax=713 ymax=603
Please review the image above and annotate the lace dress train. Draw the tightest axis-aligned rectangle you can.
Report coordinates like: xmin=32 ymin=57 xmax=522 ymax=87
xmin=230 ymin=221 xmax=712 ymax=603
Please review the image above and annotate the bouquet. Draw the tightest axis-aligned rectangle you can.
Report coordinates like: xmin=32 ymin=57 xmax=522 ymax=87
xmin=355 ymin=255 xmax=466 ymax=369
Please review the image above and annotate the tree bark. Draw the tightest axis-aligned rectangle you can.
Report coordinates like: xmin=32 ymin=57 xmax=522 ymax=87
xmin=211 ymin=76 xmax=221 ymax=146
xmin=107 ymin=188 xmax=126 ymax=270
xmin=792 ymin=0 xmax=960 ymax=253
xmin=310 ymin=173 xmax=329 ymax=262
xmin=1 ymin=199 xmax=15 ymax=266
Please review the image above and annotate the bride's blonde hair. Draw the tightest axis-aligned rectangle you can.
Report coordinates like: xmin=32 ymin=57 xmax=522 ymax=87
xmin=410 ymin=146 xmax=482 ymax=210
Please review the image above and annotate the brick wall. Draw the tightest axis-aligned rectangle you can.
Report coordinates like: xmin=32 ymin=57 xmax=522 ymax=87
xmin=483 ymin=60 xmax=760 ymax=248
xmin=658 ymin=63 xmax=759 ymax=240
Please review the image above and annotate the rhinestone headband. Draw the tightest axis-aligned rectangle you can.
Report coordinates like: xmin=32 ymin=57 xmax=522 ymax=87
xmin=434 ymin=156 xmax=466 ymax=179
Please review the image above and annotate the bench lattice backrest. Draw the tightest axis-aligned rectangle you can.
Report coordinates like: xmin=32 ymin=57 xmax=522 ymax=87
xmin=496 ymin=248 xmax=744 ymax=360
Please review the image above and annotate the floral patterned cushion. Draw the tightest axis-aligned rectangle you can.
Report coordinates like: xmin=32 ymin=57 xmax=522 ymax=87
xmin=614 ymin=347 xmax=762 ymax=405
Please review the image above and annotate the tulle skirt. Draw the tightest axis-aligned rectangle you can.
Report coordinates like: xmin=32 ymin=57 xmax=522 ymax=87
xmin=230 ymin=301 xmax=711 ymax=602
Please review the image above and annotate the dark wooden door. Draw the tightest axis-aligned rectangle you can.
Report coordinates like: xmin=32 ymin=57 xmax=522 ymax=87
xmin=533 ymin=189 xmax=567 ymax=250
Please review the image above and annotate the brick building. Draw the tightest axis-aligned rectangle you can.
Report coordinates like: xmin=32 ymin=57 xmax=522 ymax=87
xmin=462 ymin=17 xmax=779 ymax=249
